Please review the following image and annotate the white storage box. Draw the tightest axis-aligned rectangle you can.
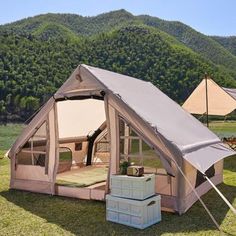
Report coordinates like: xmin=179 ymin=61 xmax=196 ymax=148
xmin=110 ymin=174 xmax=155 ymax=200
xmin=106 ymin=194 xmax=161 ymax=229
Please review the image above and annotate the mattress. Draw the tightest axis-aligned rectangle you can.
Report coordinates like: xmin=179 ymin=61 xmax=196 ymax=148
xmin=56 ymin=165 xmax=108 ymax=187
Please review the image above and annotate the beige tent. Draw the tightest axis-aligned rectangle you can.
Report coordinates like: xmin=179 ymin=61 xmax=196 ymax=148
xmin=183 ymin=77 xmax=236 ymax=116
xmin=8 ymin=65 xmax=235 ymax=215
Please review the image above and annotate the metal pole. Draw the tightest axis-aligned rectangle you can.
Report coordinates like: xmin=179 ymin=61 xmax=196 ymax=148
xmin=205 ymin=74 xmax=209 ymax=127
xmin=205 ymin=176 xmax=236 ymax=215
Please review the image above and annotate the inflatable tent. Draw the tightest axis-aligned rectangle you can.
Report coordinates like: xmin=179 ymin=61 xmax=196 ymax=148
xmin=8 ymin=64 xmax=235 ymax=214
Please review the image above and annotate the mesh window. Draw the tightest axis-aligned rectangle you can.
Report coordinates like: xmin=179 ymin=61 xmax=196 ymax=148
xmin=17 ymin=122 xmax=48 ymax=168
xmin=119 ymin=117 xmax=166 ymax=174
xmin=95 ymin=132 xmax=110 ymax=153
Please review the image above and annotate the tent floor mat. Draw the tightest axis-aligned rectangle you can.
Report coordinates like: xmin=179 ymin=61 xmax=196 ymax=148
xmin=56 ymin=166 xmax=108 ymax=188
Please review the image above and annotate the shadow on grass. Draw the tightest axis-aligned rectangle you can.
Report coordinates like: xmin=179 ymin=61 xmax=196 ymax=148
xmin=0 ymin=181 xmax=235 ymax=236
xmin=224 ymin=155 xmax=236 ymax=173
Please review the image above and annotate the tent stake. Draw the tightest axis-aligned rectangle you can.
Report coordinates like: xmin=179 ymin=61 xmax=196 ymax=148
xmin=204 ymin=176 xmax=236 ymax=215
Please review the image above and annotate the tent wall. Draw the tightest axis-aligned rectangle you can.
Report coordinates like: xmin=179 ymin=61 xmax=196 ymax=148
xmin=183 ymin=160 xmax=223 ymax=196
xmin=55 ymin=185 xmax=105 ymax=201
xmin=107 ymin=104 xmax=119 ymax=175
xmin=10 ymin=105 xmax=57 ymax=194
xmin=57 ymin=99 xmax=106 ymax=139
xmin=177 ymin=159 xmax=223 ymax=214
xmin=8 ymin=98 xmax=55 ymax=158
xmin=179 ymin=174 xmax=223 ymax=213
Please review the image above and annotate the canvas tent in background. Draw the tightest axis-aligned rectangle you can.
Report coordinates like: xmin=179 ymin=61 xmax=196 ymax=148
xmin=7 ymin=65 xmax=236 ymax=220
xmin=182 ymin=77 xmax=236 ymax=116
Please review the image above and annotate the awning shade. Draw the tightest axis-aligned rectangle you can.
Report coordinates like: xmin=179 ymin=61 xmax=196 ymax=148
xmin=184 ymin=143 xmax=235 ymax=173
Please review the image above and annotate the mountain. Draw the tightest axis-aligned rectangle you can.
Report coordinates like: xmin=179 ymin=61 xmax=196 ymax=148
xmin=0 ymin=10 xmax=236 ymax=122
xmin=0 ymin=10 xmax=138 ymax=37
xmin=211 ymin=36 xmax=236 ymax=56
xmin=2 ymin=10 xmax=236 ymax=75
xmin=138 ymin=15 xmax=236 ymax=76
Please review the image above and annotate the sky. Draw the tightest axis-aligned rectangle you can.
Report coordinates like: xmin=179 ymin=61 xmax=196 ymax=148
xmin=0 ymin=0 xmax=236 ymax=36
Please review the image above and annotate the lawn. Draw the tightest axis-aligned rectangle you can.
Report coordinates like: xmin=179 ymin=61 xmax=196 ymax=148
xmin=209 ymin=121 xmax=236 ymax=138
xmin=0 ymin=123 xmax=235 ymax=235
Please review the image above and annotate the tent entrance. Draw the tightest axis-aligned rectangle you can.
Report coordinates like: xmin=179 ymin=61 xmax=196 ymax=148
xmin=55 ymin=99 xmax=109 ymax=200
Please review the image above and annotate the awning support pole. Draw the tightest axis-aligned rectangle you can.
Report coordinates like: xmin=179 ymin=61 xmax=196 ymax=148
xmin=205 ymin=176 xmax=236 ymax=215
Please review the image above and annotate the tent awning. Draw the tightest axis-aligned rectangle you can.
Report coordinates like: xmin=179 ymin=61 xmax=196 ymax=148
xmin=183 ymin=143 xmax=235 ymax=173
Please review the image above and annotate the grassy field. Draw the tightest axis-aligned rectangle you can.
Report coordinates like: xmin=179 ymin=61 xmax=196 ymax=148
xmin=0 ymin=123 xmax=235 ymax=235
xmin=209 ymin=121 xmax=236 ymax=138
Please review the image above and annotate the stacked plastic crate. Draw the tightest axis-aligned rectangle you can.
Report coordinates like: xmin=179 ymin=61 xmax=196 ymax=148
xmin=106 ymin=174 xmax=161 ymax=229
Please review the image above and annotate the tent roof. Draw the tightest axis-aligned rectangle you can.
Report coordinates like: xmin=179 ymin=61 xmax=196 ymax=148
xmin=76 ymin=65 xmax=235 ymax=173
xmin=182 ymin=78 xmax=236 ymax=116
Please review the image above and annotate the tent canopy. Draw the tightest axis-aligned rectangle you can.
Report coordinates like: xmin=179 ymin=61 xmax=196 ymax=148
xmin=182 ymin=77 xmax=236 ymax=116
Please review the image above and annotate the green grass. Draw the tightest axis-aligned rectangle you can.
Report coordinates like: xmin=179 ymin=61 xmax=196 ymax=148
xmin=209 ymin=121 xmax=236 ymax=138
xmin=0 ymin=124 xmax=235 ymax=235
xmin=0 ymin=123 xmax=25 ymax=150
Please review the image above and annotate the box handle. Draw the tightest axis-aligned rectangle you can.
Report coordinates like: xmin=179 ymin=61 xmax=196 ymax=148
xmin=146 ymin=177 xmax=151 ymax=182
xmin=147 ymin=200 xmax=156 ymax=206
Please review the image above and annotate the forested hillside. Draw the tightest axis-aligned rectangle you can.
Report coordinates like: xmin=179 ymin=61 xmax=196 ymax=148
xmin=211 ymin=36 xmax=236 ymax=56
xmin=0 ymin=10 xmax=236 ymax=122
xmin=138 ymin=15 xmax=236 ymax=76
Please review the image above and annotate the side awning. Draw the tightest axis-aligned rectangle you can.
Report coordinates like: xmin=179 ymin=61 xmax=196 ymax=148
xmin=183 ymin=143 xmax=235 ymax=173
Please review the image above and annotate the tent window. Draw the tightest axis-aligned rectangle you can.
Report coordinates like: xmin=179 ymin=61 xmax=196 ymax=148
xmin=95 ymin=132 xmax=110 ymax=153
xmin=75 ymin=143 xmax=83 ymax=151
xmin=17 ymin=121 xmax=49 ymax=170
xmin=119 ymin=117 xmax=166 ymax=174
xmin=92 ymin=130 xmax=110 ymax=165
xmin=195 ymin=165 xmax=215 ymax=188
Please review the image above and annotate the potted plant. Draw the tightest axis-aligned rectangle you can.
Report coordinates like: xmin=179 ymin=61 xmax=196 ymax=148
xmin=119 ymin=161 xmax=130 ymax=175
